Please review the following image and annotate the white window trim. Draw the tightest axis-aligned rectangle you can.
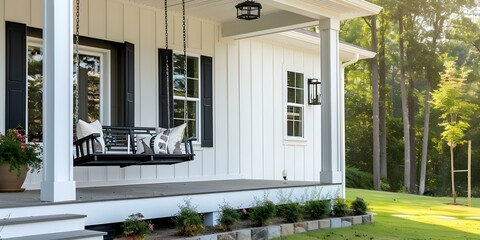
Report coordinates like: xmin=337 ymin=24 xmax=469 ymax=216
xmin=26 ymin=37 xmax=111 ymax=141
xmin=172 ymin=51 xmax=202 ymax=142
xmin=283 ymin=66 xmax=307 ymax=141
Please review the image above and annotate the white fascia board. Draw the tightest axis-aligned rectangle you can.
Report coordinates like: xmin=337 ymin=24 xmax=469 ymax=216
xmin=277 ymin=31 xmax=376 ymax=61
xmin=222 ymin=10 xmax=318 ymax=40
xmin=269 ymin=0 xmax=382 ymax=20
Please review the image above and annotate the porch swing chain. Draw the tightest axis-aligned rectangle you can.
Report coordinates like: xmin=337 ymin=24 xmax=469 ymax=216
xmin=164 ymin=0 xmax=171 ymax=128
xmin=182 ymin=0 xmax=189 ymax=137
xmin=74 ymin=0 xmax=80 ymax=125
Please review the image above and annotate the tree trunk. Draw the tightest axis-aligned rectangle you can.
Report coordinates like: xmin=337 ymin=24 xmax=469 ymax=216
xmin=371 ymin=16 xmax=381 ymax=191
xmin=408 ymin=70 xmax=416 ymax=193
xmin=450 ymin=144 xmax=456 ymax=204
xmin=419 ymin=81 xmax=431 ymax=195
xmin=398 ymin=10 xmax=411 ymax=192
xmin=379 ymin=14 xmax=387 ymax=179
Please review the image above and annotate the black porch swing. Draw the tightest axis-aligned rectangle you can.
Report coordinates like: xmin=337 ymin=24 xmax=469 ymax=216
xmin=73 ymin=0 xmax=195 ymax=167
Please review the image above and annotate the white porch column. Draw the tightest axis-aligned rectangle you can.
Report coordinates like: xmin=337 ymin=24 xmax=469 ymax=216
xmin=319 ymin=18 xmax=343 ymax=185
xmin=41 ymin=0 xmax=76 ymax=202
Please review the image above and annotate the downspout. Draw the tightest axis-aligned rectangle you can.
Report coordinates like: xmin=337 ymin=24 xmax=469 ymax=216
xmin=339 ymin=54 xmax=359 ymax=198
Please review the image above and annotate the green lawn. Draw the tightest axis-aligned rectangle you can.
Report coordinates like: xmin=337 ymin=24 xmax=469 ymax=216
xmin=278 ymin=189 xmax=480 ymax=240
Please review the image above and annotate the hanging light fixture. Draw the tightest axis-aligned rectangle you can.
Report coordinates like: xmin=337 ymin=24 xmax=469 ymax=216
xmin=235 ymin=0 xmax=262 ymax=20
xmin=308 ymin=78 xmax=322 ymax=105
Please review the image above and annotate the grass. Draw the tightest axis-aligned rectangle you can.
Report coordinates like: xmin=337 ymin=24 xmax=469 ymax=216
xmin=277 ymin=188 xmax=480 ymax=240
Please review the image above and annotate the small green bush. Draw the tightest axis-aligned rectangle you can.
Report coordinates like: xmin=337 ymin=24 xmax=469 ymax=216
xmin=278 ymin=202 xmax=302 ymax=223
xmin=218 ymin=204 xmax=241 ymax=231
xmin=350 ymin=197 xmax=368 ymax=215
xmin=332 ymin=198 xmax=352 ymax=217
xmin=249 ymin=200 xmax=277 ymax=227
xmin=174 ymin=200 xmax=204 ymax=236
xmin=346 ymin=166 xmax=373 ymax=190
xmin=122 ymin=213 xmax=153 ymax=239
xmin=304 ymin=200 xmax=330 ymax=219
xmin=381 ymin=178 xmax=391 ymax=191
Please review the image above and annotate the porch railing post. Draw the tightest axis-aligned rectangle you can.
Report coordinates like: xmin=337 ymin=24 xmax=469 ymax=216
xmin=40 ymin=0 xmax=76 ymax=202
xmin=319 ymin=18 xmax=343 ymax=186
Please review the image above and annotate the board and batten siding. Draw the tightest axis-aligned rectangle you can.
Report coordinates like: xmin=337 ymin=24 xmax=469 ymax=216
xmin=0 ymin=0 xmax=323 ymax=189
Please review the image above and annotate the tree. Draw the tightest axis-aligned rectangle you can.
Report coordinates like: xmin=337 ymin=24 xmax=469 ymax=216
xmin=398 ymin=8 xmax=411 ymax=192
xmin=364 ymin=15 xmax=381 ymax=190
xmin=431 ymin=60 xmax=478 ymax=203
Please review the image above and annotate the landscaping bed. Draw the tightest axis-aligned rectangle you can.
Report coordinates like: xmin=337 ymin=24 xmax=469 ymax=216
xmin=115 ymin=214 xmax=373 ymax=240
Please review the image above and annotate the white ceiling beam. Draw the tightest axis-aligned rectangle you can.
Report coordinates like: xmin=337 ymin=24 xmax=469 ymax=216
xmin=221 ymin=11 xmax=318 ymax=40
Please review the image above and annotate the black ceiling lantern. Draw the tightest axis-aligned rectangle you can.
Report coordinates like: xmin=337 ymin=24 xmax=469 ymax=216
xmin=236 ymin=0 xmax=262 ymax=20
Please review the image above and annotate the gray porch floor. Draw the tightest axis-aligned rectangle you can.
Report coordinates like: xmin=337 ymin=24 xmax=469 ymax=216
xmin=0 ymin=179 xmax=326 ymax=209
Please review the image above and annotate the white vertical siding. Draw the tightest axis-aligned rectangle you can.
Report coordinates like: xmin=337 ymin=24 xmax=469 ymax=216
xmin=5 ymin=0 xmax=30 ymax=24
xmin=250 ymin=40 xmax=263 ymax=179
xmin=106 ymin=0 xmax=124 ymax=42
xmin=30 ymin=0 xmax=42 ymax=28
xmin=3 ymin=0 xmax=323 ymax=189
xmin=261 ymin=41 xmax=274 ymax=180
xmin=89 ymin=0 xmax=107 ymax=39
xmin=273 ymin=45 xmax=285 ymax=180
xmin=238 ymin=40 xmax=252 ymax=179
xmin=214 ymin=33 xmax=229 ymax=176
xmin=227 ymin=42 xmax=240 ymax=175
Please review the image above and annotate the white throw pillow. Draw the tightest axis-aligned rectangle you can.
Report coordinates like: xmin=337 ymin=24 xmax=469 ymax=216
xmin=136 ymin=134 xmax=153 ymax=154
xmin=157 ymin=123 xmax=186 ymax=154
xmin=150 ymin=130 xmax=169 ymax=154
xmin=76 ymin=119 xmax=105 ymax=153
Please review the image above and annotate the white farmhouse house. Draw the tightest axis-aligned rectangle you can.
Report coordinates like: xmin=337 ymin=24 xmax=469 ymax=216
xmin=0 ymin=0 xmax=380 ymax=238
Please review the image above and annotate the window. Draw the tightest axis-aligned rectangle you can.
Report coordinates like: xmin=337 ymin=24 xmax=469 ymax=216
xmin=286 ymin=71 xmax=304 ymax=137
xmin=26 ymin=39 xmax=110 ymax=142
xmin=173 ymin=53 xmax=200 ymax=139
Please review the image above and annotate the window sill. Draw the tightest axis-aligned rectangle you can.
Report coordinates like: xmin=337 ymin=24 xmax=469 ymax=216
xmin=283 ymin=137 xmax=307 ymax=146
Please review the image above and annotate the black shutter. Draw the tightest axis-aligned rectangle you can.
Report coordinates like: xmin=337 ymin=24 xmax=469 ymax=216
xmin=124 ymin=42 xmax=135 ymax=127
xmin=158 ymin=48 xmax=173 ymax=128
xmin=5 ymin=22 xmax=27 ymax=130
xmin=201 ymin=56 xmax=213 ymax=147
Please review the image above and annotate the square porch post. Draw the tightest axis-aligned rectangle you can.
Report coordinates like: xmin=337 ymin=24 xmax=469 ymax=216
xmin=319 ymin=18 xmax=343 ymax=187
xmin=40 ymin=0 xmax=76 ymax=202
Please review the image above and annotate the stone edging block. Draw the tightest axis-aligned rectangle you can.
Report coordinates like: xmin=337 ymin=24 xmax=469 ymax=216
xmin=182 ymin=214 xmax=373 ymax=240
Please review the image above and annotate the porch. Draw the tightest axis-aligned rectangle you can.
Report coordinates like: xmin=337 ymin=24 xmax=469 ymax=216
xmin=0 ymin=179 xmax=340 ymax=226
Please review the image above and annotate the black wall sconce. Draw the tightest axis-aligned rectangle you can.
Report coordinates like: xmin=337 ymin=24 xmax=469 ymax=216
xmin=236 ymin=0 xmax=262 ymax=20
xmin=308 ymin=78 xmax=322 ymax=105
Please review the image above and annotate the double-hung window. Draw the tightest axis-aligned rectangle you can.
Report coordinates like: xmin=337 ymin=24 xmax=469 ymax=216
xmin=286 ymin=71 xmax=304 ymax=138
xmin=26 ymin=38 xmax=110 ymax=142
xmin=173 ymin=53 xmax=200 ymax=139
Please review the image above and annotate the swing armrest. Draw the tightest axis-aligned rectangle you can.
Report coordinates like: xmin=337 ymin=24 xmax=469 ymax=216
xmin=74 ymin=133 xmax=101 ymax=157
xmin=183 ymin=137 xmax=197 ymax=155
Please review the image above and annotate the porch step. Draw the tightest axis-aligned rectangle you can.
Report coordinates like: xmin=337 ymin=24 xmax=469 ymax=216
xmin=3 ymin=230 xmax=106 ymax=240
xmin=0 ymin=214 xmax=105 ymax=239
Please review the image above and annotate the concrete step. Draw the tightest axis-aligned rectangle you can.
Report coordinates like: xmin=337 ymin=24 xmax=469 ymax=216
xmin=0 ymin=214 xmax=88 ymax=238
xmin=3 ymin=229 xmax=106 ymax=240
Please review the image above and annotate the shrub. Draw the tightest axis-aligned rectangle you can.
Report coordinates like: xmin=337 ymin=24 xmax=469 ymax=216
xmin=249 ymin=200 xmax=277 ymax=227
xmin=122 ymin=213 xmax=154 ymax=239
xmin=278 ymin=202 xmax=302 ymax=223
xmin=346 ymin=166 xmax=373 ymax=190
xmin=174 ymin=200 xmax=204 ymax=236
xmin=304 ymin=200 xmax=330 ymax=219
xmin=332 ymin=198 xmax=352 ymax=217
xmin=350 ymin=197 xmax=368 ymax=215
xmin=218 ymin=204 xmax=241 ymax=231
xmin=381 ymin=178 xmax=391 ymax=191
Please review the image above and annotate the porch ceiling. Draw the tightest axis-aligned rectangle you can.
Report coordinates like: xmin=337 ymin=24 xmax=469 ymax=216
xmin=127 ymin=0 xmax=382 ymax=39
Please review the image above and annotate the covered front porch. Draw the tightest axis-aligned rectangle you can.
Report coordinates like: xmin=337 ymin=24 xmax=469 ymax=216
xmin=0 ymin=179 xmax=340 ymax=226
xmin=0 ymin=0 xmax=381 ymax=205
